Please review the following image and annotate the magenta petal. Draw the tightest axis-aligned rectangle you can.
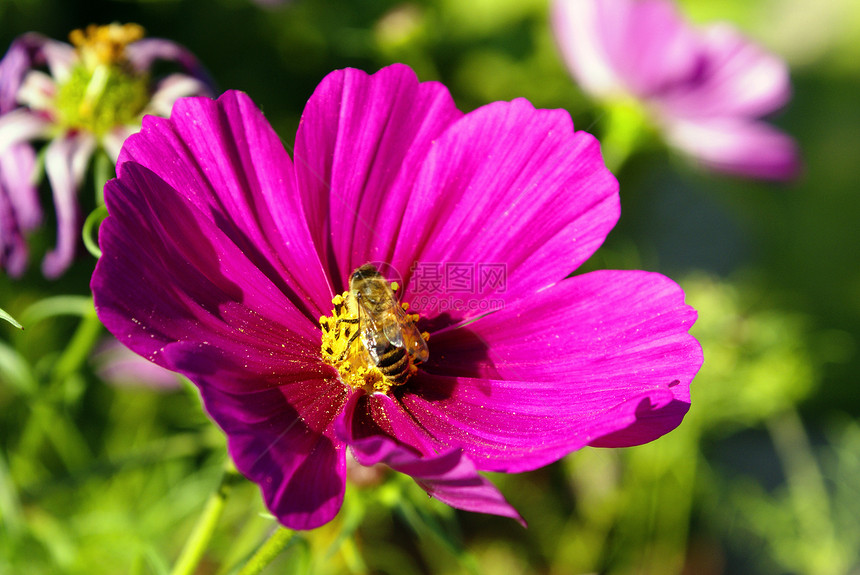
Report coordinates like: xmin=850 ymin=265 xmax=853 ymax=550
xmin=162 ymin=340 xmax=349 ymax=530
xmin=664 ymin=117 xmax=801 ymax=181
xmin=93 ymin=162 xmax=322 ymax=373
xmin=346 ymin=391 xmax=440 ymax=456
xmin=293 ymin=64 xmax=463 ymax=287
xmin=93 ymin=157 xmax=349 ymax=530
xmin=396 ymin=270 xmax=701 ymax=472
xmin=136 ymin=276 xmax=347 ymax=529
xmin=338 ymin=393 xmax=525 ymax=525
xmin=101 ymin=126 xmax=138 ymax=164
xmin=356 ymin=436 xmax=526 ymax=526
xmin=195 ymin=372 xmax=348 ymax=530
xmin=118 ymin=90 xmax=332 ymax=317
xmin=392 ymin=98 xmax=618 ymax=322
xmin=42 ymin=132 xmax=95 ymax=278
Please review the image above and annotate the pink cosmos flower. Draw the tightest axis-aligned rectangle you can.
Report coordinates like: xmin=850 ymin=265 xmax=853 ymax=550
xmin=91 ymin=64 xmax=702 ymax=529
xmin=552 ymin=0 xmax=800 ymax=180
xmin=0 ymin=24 xmax=214 ymax=277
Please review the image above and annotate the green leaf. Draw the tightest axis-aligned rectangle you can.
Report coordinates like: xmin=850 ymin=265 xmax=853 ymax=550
xmin=0 ymin=448 xmax=24 ymax=535
xmin=0 ymin=341 xmax=37 ymax=394
xmin=19 ymin=295 xmax=94 ymax=327
xmin=0 ymin=306 xmax=23 ymax=330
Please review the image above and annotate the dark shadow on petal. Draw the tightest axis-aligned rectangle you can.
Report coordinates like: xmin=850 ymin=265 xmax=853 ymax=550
xmin=209 ymin=198 xmax=320 ymax=323
xmin=347 ymin=393 xmax=390 ymax=441
xmin=420 ymin=311 xmax=457 ymax=335
xmin=110 ymin=162 xmax=244 ymax=315
xmin=95 ymin=163 xmax=260 ymax=366
xmin=420 ymin=322 xmax=498 ymax=382
xmin=201 ymin=378 xmax=347 ymax=530
xmin=588 ymin=396 xmax=690 ymax=448
xmin=396 ymin=322 xmax=496 ymax=403
xmin=236 ymin=401 xmax=344 ymax=528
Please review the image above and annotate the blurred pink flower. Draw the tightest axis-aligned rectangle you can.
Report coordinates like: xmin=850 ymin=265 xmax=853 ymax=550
xmin=553 ymin=0 xmax=800 ymax=180
xmin=0 ymin=24 xmax=214 ymax=278
xmin=92 ymin=338 xmax=181 ymax=391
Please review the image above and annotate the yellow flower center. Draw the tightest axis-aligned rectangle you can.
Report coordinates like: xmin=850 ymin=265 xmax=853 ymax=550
xmin=319 ymin=286 xmax=429 ymax=395
xmin=54 ymin=23 xmax=149 ymax=136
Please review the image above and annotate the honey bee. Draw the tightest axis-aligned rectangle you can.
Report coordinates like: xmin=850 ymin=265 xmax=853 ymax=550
xmin=349 ymin=263 xmax=429 ymax=385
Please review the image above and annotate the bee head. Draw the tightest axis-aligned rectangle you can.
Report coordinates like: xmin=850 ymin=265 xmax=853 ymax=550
xmin=350 ymin=263 xmax=383 ymax=285
xmin=350 ymin=263 xmax=392 ymax=311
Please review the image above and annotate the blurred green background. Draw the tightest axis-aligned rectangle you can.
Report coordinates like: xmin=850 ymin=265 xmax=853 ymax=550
xmin=2 ymin=0 xmax=860 ymax=573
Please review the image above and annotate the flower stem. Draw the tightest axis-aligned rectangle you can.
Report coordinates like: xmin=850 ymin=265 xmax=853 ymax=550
xmin=93 ymin=149 xmax=113 ymax=205
xmin=599 ymin=100 xmax=649 ymax=175
xmin=767 ymin=408 xmax=842 ymax=575
xmin=83 ymin=204 xmax=109 ymax=259
xmin=237 ymin=527 xmax=295 ymax=575
xmin=51 ymin=301 xmax=102 ymax=384
xmin=170 ymin=466 xmax=238 ymax=575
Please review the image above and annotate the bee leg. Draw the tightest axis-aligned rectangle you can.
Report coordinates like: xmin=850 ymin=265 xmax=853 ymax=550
xmin=332 ymin=318 xmax=360 ymax=363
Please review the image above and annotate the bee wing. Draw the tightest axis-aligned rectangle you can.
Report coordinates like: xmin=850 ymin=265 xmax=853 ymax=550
xmin=392 ymin=303 xmax=429 ymax=363
xmin=355 ymin=296 xmax=390 ymax=364
xmin=355 ymin=288 xmax=429 ymax=365
xmin=382 ymin=314 xmax=405 ymax=348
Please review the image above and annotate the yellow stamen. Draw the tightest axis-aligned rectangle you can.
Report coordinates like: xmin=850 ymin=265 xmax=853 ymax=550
xmin=319 ymin=286 xmax=425 ymax=395
xmin=320 ymin=291 xmax=388 ymax=393
xmin=70 ymin=23 xmax=144 ymax=70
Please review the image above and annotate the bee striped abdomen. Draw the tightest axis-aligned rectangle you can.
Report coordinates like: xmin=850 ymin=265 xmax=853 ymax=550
xmin=375 ymin=345 xmax=411 ymax=384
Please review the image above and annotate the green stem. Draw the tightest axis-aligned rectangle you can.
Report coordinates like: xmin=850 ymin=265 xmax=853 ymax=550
xmin=82 ymin=204 xmax=109 ymax=259
xmin=340 ymin=536 xmax=367 ymax=574
xmin=9 ymin=297 xmax=102 ymax=479
xmin=237 ymin=527 xmax=295 ymax=575
xmin=0 ymin=447 xmax=23 ymax=535
xmin=51 ymin=301 xmax=102 ymax=384
xmin=767 ymin=408 xmax=842 ymax=575
xmin=599 ymin=100 xmax=649 ymax=175
xmin=19 ymin=295 xmax=94 ymax=328
xmin=93 ymin=149 xmax=114 ymax=205
xmin=170 ymin=467 xmax=238 ymax=575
